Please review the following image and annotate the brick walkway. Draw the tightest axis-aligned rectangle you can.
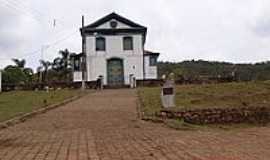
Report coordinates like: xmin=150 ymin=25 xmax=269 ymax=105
xmin=0 ymin=89 xmax=270 ymax=160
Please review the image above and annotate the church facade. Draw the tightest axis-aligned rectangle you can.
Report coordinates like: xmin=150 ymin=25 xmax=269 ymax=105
xmin=72 ymin=12 xmax=160 ymax=86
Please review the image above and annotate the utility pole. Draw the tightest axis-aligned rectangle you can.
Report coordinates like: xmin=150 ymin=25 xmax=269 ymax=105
xmin=81 ymin=15 xmax=86 ymax=90
xmin=40 ymin=46 xmax=44 ymax=84
xmin=0 ymin=69 xmax=2 ymax=93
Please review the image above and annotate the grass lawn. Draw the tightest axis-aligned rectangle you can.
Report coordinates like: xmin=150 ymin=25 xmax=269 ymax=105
xmin=138 ymin=81 xmax=270 ymax=117
xmin=0 ymin=89 xmax=83 ymax=122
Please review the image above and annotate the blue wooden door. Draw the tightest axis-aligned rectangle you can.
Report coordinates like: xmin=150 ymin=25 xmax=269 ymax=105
xmin=107 ymin=59 xmax=124 ymax=86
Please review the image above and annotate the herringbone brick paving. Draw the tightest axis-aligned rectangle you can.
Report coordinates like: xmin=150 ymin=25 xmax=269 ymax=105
xmin=0 ymin=89 xmax=269 ymax=160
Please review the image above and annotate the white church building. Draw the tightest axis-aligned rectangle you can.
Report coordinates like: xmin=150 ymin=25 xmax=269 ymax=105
xmin=72 ymin=12 xmax=160 ymax=86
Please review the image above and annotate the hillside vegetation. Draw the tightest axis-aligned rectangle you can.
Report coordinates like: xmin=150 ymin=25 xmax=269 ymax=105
xmin=158 ymin=60 xmax=270 ymax=81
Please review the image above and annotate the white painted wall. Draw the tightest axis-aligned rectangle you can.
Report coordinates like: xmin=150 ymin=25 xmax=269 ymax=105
xmin=85 ymin=34 xmax=144 ymax=85
xmin=73 ymin=71 xmax=82 ymax=82
xmin=73 ymin=19 xmax=159 ymax=84
xmin=144 ymin=56 xmax=158 ymax=79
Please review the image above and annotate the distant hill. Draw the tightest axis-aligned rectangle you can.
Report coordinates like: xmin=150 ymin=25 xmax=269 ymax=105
xmin=158 ymin=60 xmax=270 ymax=81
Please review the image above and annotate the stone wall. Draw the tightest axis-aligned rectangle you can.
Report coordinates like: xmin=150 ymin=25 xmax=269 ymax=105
xmin=158 ymin=107 xmax=270 ymax=124
xmin=136 ymin=79 xmax=163 ymax=87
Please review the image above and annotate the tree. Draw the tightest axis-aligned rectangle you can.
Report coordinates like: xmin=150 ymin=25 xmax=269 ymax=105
xmin=36 ymin=66 xmax=43 ymax=83
xmin=39 ymin=60 xmax=51 ymax=83
xmin=11 ymin=58 xmax=33 ymax=82
xmin=52 ymin=57 xmax=62 ymax=71
xmin=59 ymin=49 xmax=70 ymax=69
xmin=157 ymin=60 xmax=270 ymax=82
xmin=2 ymin=66 xmax=28 ymax=85
xmin=48 ymin=49 xmax=73 ymax=82
xmin=12 ymin=58 xmax=26 ymax=68
xmin=2 ymin=59 xmax=34 ymax=85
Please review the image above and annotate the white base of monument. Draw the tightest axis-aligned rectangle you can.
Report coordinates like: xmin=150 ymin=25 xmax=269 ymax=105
xmin=161 ymin=94 xmax=175 ymax=108
xmin=161 ymin=80 xmax=175 ymax=108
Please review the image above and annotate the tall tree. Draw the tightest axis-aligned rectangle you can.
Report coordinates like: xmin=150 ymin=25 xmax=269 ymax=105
xmin=59 ymin=49 xmax=70 ymax=69
xmin=5 ymin=58 xmax=34 ymax=83
xmin=39 ymin=60 xmax=51 ymax=83
xmin=57 ymin=49 xmax=73 ymax=81
xmin=12 ymin=59 xmax=26 ymax=69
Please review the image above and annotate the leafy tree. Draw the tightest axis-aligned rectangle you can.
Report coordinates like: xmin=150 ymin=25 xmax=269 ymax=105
xmin=12 ymin=58 xmax=26 ymax=68
xmin=36 ymin=49 xmax=75 ymax=83
xmin=2 ymin=66 xmax=28 ymax=85
xmin=11 ymin=58 xmax=33 ymax=82
xmin=2 ymin=59 xmax=34 ymax=85
xmin=39 ymin=60 xmax=51 ymax=83
xmin=59 ymin=49 xmax=70 ymax=69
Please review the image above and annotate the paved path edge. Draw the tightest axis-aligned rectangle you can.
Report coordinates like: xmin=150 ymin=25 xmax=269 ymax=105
xmin=0 ymin=92 xmax=89 ymax=131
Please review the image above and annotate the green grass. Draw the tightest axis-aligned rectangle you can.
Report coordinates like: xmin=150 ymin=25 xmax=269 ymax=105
xmin=138 ymin=81 xmax=270 ymax=116
xmin=0 ymin=89 xmax=83 ymax=122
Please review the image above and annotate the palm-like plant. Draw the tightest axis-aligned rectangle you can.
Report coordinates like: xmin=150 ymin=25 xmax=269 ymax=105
xmin=59 ymin=49 xmax=70 ymax=69
xmin=39 ymin=60 xmax=51 ymax=83
xmin=52 ymin=57 xmax=62 ymax=71
xmin=36 ymin=49 xmax=75 ymax=83
xmin=58 ymin=49 xmax=73 ymax=81
xmin=12 ymin=58 xmax=26 ymax=69
xmin=11 ymin=58 xmax=33 ymax=83
xmin=36 ymin=66 xmax=43 ymax=83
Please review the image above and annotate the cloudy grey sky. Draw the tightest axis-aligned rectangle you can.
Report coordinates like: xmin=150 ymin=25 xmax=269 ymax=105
xmin=1 ymin=0 xmax=270 ymax=69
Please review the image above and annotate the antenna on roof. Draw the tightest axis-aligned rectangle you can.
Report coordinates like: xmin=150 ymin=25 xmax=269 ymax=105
xmin=53 ymin=19 xmax=56 ymax=27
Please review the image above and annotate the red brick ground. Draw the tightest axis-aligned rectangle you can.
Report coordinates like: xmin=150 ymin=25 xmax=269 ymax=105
xmin=0 ymin=89 xmax=270 ymax=160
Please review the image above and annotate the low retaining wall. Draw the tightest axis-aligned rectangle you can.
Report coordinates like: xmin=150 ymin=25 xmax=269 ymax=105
xmin=137 ymin=79 xmax=164 ymax=87
xmin=158 ymin=107 xmax=270 ymax=124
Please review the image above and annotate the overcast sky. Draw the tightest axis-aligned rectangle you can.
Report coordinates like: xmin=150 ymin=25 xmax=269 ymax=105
xmin=1 ymin=0 xmax=270 ymax=69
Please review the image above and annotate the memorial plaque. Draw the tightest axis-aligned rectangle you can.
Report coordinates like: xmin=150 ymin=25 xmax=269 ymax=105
xmin=163 ymin=87 xmax=173 ymax=95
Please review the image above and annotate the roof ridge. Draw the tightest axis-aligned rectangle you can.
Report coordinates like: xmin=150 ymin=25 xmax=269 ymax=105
xmin=83 ymin=12 xmax=147 ymax=29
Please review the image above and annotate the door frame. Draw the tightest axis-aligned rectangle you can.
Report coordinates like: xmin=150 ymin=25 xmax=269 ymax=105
xmin=106 ymin=57 xmax=124 ymax=86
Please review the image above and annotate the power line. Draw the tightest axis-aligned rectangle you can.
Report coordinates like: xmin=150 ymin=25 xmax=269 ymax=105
xmin=0 ymin=0 xmax=45 ymax=24
xmin=0 ymin=29 xmax=79 ymax=61
xmin=7 ymin=0 xmax=66 ymax=27
xmin=5 ymin=0 xmax=44 ymax=18
xmin=0 ymin=0 xmax=65 ymax=27
xmin=0 ymin=0 xmax=77 ymax=49
xmin=0 ymin=0 xmax=80 ymax=62
xmin=46 ymin=30 xmax=78 ymax=47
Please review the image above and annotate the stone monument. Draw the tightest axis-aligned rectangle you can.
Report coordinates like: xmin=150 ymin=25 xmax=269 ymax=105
xmin=161 ymin=73 xmax=175 ymax=108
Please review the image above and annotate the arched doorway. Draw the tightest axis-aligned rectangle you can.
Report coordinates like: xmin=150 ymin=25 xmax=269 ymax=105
xmin=107 ymin=58 xmax=124 ymax=86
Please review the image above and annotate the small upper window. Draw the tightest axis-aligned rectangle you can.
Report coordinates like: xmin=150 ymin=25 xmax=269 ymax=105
xmin=96 ymin=37 xmax=106 ymax=51
xmin=149 ymin=56 xmax=157 ymax=66
xmin=123 ymin=37 xmax=133 ymax=50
